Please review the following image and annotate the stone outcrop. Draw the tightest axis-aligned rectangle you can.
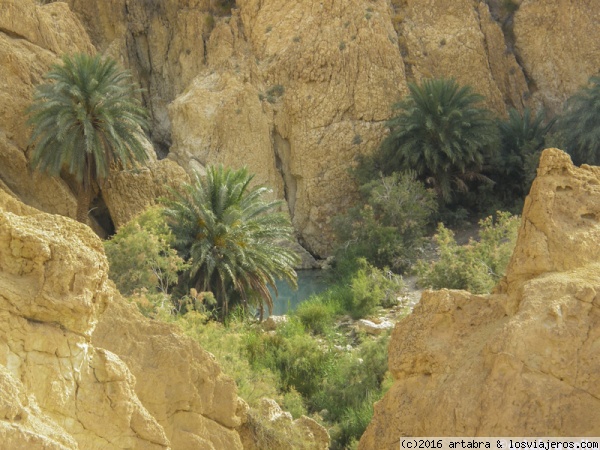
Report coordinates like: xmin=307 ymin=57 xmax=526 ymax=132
xmin=0 ymin=184 xmax=252 ymax=449
xmin=0 ymin=187 xmax=169 ymax=449
xmin=514 ymin=0 xmax=600 ymax=114
xmin=395 ymin=0 xmax=529 ymax=114
xmin=92 ymin=298 xmax=245 ymax=449
xmin=359 ymin=149 xmax=600 ymax=448
xmin=238 ymin=398 xmax=329 ymax=450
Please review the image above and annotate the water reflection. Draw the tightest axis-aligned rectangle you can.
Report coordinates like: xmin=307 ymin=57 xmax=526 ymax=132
xmin=268 ymin=269 xmax=329 ymax=316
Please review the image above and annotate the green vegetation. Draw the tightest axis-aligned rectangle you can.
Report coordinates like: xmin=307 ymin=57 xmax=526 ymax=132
xmin=373 ymin=78 xmax=498 ymax=203
xmin=558 ymin=76 xmax=600 ymax=165
xmin=104 ymin=207 xmax=188 ymax=297
xmin=161 ymin=165 xmax=299 ymax=318
xmin=27 ymin=53 xmax=149 ymax=223
xmin=334 ymin=172 xmax=437 ymax=272
xmin=416 ymin=212 xmax=519 ymax=294
xmin=495 ymin=107 xmax=555 ymax=204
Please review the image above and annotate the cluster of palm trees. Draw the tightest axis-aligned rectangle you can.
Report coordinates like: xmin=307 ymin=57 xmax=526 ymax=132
xmin=27 ymin=53 xmax=298 ymax=319
xmin=26 ymin=52 xmax=600 ymax=318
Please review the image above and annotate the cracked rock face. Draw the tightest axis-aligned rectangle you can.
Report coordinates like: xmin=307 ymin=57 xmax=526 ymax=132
xmin=0 ymin=189 xmax=169 ymax=449
xmin=358 ymin=149 xmax=600 ymax=448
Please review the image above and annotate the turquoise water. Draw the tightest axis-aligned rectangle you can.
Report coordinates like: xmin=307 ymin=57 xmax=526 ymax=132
xmin=269 ymin=270 xmax=329 ymax=316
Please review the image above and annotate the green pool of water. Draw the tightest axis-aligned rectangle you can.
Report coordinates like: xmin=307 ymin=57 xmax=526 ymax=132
xmin=269 ymin=269 xmax=329 ymax=316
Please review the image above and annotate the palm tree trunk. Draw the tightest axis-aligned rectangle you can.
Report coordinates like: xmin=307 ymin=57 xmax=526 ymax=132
xmin=76 ymin=186 xmax=91 ymax=224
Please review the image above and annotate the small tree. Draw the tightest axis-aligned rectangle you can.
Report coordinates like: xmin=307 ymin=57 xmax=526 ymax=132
xmin=27 ymin=53 xmax=149 ymax=223
xmin=334 ymin=172 xmax=437 ymax=272
xmin=161 ymin=165 xmax=300 ymax=319
xmin=104 ymin=207 xmax=188 ymax=296
xmin=558 ymin=75 xmax=600 ymax=165
xmin=377 ymin=78 xmax=498 ymax=202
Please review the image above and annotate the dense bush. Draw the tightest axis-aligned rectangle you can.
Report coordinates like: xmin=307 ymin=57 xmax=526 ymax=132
xmin=104 ymin=207 xmax=188 ymax=297
xmin=416 ymin=211 xmax=519 ymax=293
xmin=334 ymin=172 xmax=437 ymax=272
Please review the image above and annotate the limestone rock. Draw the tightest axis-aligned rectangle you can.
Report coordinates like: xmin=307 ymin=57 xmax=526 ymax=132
xmin=92 ymin=297 xmax=245 ymax=450
xmin=238 ymin=398 xmax=329 ymax=450
xmin=359 ymin=149 xmax=600 ymax=448
xmin=66 ymin=0 xmax=215 ymax=149
xmin=103 ymin=158 xmax=191 ymax=229
xmin=356 ymin=318 xmax=394 ymax=335
xmin=0 ymin=187 xmax=169 ymax=449
xmin=397 ymin=0 xmax=529 ymax=114
xmin=514 ymin=0 xmax=600 ymax=113
xmin=0 ymin=0 xmax=95 ymax=220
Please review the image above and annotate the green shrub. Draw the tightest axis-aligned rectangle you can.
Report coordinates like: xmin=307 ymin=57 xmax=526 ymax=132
xmin=104 ymin=207 xmax=188 ymax=296
xmin=245 ymin=323 xmax=333 ymax=398
xmin=416 ymin=211 xmax=519 ymax=293
xmin=334 ymin=172 xmax=437 ymax=272
xmin=295 ymin=299 xmax=335 ymax=335
xmin=345 ymin=259 xmax=404 ymax=319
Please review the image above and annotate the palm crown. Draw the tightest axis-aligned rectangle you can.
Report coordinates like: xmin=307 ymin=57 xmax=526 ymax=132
xmin=27 ymin=53 xmax=149 ymax=222
xmin=162 ymin=165 xmax=299 ymax=318
xmin=559 ymin=76 xmax=600 ymax=166
xmin=378 ymin=78 xmax=498 ymax=202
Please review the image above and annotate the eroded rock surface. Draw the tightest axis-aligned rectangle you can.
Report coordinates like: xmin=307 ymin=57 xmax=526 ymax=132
xmin=0 ymin=188 xmax=169 ymax=449
xmin=359 ymin=149 xmax=600 ymax=448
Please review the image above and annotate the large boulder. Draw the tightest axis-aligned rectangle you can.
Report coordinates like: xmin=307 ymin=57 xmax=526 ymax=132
xmin=359 ymin=149 xmax=600 ymax=448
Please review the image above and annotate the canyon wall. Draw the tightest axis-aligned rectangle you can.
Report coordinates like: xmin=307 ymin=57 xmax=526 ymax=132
xmin=2 ymin=0 xmax=599 ymax=253
xmin=359 ymin=149 xmax=600 ymax=447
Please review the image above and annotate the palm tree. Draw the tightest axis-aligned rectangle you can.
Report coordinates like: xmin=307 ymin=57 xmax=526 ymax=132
xmin=378 ymin=78 xmax=498 ymax=202
xmin=27 ymin=53 xmax=149 ymax=223
xmin=161 ymin=165 xmax=299 ymax=319
xmin=558 ymin=76 xmax=600 ymax=166
xmin=497 ymin=107 xmax=555 ymax=199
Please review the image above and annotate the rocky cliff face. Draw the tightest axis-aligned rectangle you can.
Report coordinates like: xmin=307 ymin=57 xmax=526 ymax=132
xmin=358 ymin=149 xmax=600 ymax=448
xmin=2 ymin=0 xmax=599 ymax=253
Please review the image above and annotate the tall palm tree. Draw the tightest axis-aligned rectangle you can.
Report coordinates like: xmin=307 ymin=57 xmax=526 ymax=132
xmin=497 ymin=107 xmax=555 ymax=199
xmin=558 ymin=75 xmax=600 ymax=166
xmin=27 ymin=53 xmax=149 ymax=223
xmin=162 ymin=165 xmax=299 ymax=319
xmin=378 ymin=78 xmax=498 ymax=202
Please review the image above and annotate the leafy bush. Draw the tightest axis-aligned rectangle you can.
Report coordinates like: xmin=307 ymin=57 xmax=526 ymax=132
xmin=345 ymin=259 xmax=404 ymax=319
xmin=245 ymin=322 xmax=333 ymax=398
xmin=104 ymin=207 xmax=188 ymax=296
xmin=334 ymin=172 xmax=437 ymax=272
xmin=558 ymin=76 xmax=600 ymax=165
xmin=416 ymin=211 xmax=519 ymax=293
xmin=295 ymin=299 xmax=336 ymax=335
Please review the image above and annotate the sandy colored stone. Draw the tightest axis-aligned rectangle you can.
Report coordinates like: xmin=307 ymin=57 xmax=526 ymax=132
xmin=66 ymin=0 xmax=214 ymax=149
xmin=103 ymin=158 xmax=191 ymax=229
xmin=92 ymin=298 xmax=245 ymax=450
xmin=0 ymin=188 xmax=170 ymax=449
xmin=238 ymin=398 xmax=329 ymax=450
xmin=514 ymin=0 xmax=600 ymax=113
xmin=397 ymin=0 xmax=528 ymax=114
xmin=359 ymin=149 xmax=600 ymax=448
